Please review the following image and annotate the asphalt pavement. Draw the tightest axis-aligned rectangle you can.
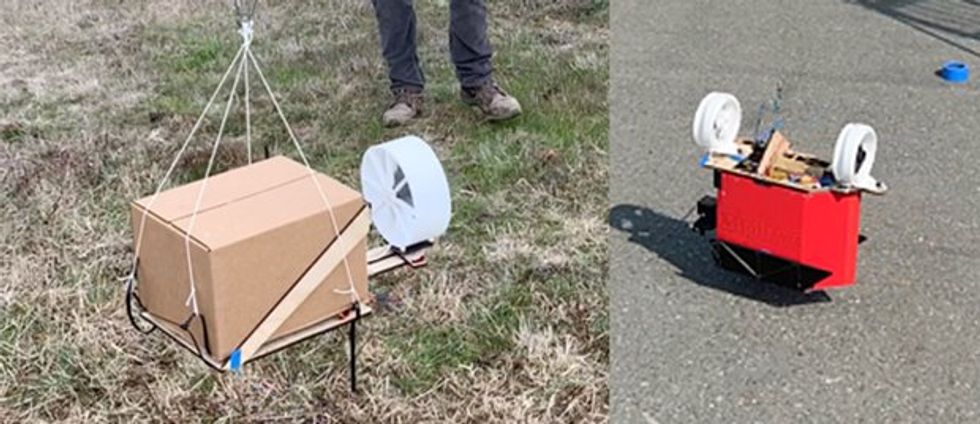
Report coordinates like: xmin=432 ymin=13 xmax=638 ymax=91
xmin=611 ymin=1 xmax=980 ymax=422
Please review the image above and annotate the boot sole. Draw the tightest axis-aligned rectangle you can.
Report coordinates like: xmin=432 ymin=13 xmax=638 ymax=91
xmin=486 ymin=109 xmax=522 ymax=121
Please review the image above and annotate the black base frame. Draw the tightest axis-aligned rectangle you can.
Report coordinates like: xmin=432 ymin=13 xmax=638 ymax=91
xmin=125 ymin=274 xmax=365 ymax=392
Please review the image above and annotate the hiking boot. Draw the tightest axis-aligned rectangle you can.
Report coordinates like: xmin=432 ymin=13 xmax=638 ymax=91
xmin=461 ymin=82 xmax=522 ymax=121
xmin=383 ymin=88 xmax=424 ymax=127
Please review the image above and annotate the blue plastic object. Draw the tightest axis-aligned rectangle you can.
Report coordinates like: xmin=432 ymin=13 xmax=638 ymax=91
xmin=699 ymin=153 xmax=744 ymax=168
xmin=940 ymin=61 xmax=970 ymax=83
xmin=229 ymin=349 xmax=242 ymax=372
xmin=819 ymin=174 xmax=835 ymax=188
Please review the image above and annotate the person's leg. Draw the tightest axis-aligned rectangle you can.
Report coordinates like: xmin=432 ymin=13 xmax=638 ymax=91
xmin=372 ymin=0 xmax=424 ymax=91
xmin=449 ymin=0 xmax=493 ymax=89
xmin=450 ymin=0 xmax=522 ymax=121
xmin=372 ymin=0 xmax=425 ymax=127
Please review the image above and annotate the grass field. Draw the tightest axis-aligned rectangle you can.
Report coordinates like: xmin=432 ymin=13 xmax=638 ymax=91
xmin=0 ymin=0 xmax=608 ymax=421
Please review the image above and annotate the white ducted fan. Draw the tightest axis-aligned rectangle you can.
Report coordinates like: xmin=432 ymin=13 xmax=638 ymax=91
xmin=831 ymin=123 xmax=885 ymax=193
xmin=693 ymin=92 xmax=742 ymax=156
xmin=360 ymin=136 xmax=452 ymax=251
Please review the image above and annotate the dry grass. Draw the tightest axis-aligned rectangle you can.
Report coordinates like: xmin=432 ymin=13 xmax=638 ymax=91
xmin=0 ymin=0 xmax=608 ymax=422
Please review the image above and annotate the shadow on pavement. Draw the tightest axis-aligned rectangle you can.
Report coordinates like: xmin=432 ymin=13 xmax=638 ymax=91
xmin=609 ymin=204 xmax=832 ymax=307
xmin=850 ymin=0 xmax=980 ymax=58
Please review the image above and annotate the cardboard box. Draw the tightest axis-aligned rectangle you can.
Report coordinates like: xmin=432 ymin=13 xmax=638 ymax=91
xmin=131 ymin=156 xmax=369 ymax=361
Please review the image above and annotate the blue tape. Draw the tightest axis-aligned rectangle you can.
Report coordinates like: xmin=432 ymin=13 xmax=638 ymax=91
xmin=819 ymin=174 xmax=835 ymax=187
xmin=940 ymin=60 xmax=969 ymax=83
xmin=700 ymin=153 xmax=744 ymax=168
xmin=230 ymin=349 xmax=242 ymax=372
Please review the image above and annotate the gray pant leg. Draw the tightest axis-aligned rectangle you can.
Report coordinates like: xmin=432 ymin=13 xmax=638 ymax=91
xmin=449 ymin=0 xmax=494 ymax=88
xmin=372 ymin=0 xmax=425 ymax=91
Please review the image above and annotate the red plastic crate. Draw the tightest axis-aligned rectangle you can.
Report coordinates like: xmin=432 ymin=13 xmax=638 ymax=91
xmin=715 ymin=171 xmax=862 ymax=290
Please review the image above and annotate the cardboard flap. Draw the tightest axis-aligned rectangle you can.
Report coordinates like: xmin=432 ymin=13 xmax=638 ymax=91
xmin=133 ymin=156 xmax=312 ymax=222
xmin=133 ymin=155 xmax=364 ymax=250
xmin=171 ymin=173 xmax=363 ymax=250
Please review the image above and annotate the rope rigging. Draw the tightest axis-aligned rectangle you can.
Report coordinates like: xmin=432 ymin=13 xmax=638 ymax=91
xmin=126 ymin=0 xmax=362 ymax=356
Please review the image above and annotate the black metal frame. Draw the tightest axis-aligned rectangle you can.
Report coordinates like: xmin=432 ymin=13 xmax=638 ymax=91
xmin=126 ymin=273 xmax=366 ymax=392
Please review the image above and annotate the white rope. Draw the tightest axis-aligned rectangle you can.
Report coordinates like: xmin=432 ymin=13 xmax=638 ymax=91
xmin=246 ymin=49 xmax=362 ymax=306
xmin=242 ymin=20 xmax=253 ymax=164
xmin=183 ymin=49 xmax=247 ymax=315
xmin=127 ymin=43 xmax=246 ymax=283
